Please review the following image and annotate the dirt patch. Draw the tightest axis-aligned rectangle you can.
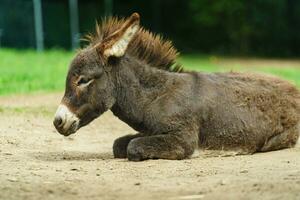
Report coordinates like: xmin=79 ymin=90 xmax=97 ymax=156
xmin=0 ymin=93 xmax=299 ymax=200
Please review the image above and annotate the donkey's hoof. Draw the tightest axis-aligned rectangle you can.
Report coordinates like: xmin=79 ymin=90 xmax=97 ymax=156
xmin=127 ymin=142 xmax=145 ymax=161
xmin=113 ymin=139 xmax=128 ymax=158
xmin=127 ymin=150 xmax=144 ymax=161
xmin=113 ymin=148 xmax=127 ymax=158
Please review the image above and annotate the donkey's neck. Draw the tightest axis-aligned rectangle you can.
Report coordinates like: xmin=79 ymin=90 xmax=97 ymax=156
xmin=111 ymin=55 xmax=176 ymax=132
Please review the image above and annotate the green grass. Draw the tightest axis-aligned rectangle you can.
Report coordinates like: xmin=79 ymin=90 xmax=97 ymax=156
xmin=0 ymin=48 xmax=73 ymax=95
xmin=0 ymin=49 xmax=299 ymax=95
xmin=179 ymin=54 xmax=300 ymax=87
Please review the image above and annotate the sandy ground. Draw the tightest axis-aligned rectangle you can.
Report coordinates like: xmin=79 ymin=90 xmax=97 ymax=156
xmin=0 ymin=93 xmax=300 ymax=200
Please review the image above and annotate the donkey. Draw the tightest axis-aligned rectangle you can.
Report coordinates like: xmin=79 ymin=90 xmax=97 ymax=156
xmin=53 ymin=13 xmax=300 ymax=161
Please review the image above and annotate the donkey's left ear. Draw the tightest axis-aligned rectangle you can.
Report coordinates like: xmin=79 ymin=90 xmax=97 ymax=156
xmin=97 ymin=13 xmax=140 ymax=58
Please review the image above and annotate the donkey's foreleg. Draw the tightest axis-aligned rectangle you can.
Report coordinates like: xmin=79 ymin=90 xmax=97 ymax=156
xmin=127 ymin=132 xmax=198 ymax=161
xmin=113 ymin=133 xmax=144 ymax=158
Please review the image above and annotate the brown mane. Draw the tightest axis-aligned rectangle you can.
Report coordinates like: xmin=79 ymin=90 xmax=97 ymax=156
xmin=84 ymin=17 xmax=183 ymax=72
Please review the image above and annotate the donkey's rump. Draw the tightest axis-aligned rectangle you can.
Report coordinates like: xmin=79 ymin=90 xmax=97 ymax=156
xmin=198 ymin=72 xmax=300 ymax=153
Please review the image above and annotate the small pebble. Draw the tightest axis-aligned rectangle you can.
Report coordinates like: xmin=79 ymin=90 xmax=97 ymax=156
xmin=219 ymin=180 xmax=227 ymax=185
xmin=47 ymin=189 xmax=54 ymax=194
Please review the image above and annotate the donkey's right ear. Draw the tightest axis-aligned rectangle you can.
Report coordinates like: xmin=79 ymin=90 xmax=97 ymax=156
xmin=96 ymin=13 xmax=140 ymax=59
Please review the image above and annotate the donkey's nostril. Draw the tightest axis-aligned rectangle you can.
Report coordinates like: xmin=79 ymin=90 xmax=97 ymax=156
xmin=53 ymin=116 xmax=63 ymax=128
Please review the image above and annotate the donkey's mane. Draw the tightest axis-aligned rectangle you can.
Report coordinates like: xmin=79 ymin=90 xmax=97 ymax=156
xmin=85 ymin=17 xmax=183 ymax=73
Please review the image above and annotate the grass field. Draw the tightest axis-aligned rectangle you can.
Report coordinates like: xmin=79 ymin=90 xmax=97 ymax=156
xmin=0 ymin=49 xmax=73 ymax=95
xmin=0 ymin=48 xmax=299 ymax=95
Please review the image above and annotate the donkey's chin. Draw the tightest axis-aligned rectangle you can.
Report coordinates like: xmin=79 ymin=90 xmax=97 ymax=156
xmin=56 ymin=120 xmax=79 ymax=137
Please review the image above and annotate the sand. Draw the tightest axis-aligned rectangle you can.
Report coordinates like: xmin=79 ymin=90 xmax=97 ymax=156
xmin=0 ymin=93 xmax=299 ymax=200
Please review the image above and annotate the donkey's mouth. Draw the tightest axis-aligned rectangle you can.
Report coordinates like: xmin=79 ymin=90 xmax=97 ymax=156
xmin=66 ymin=121 xmax=79 ymax=135
xmin=54 ymin=120 xmax=79 ymax=136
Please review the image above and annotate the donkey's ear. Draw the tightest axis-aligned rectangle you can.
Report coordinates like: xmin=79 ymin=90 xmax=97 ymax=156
xmin=97 ymin=13 xmax=140 ymax=58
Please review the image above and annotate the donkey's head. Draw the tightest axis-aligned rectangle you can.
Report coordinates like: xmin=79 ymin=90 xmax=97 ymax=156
xmin=53 ymin=13 xmax=140 ymax=136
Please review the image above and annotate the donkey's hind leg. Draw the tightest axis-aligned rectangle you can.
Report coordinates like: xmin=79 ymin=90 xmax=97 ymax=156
xmin=113 ymin=133 xmax=144 ymax=158
xmin=260 ymin=125 xmax=299 ymax=152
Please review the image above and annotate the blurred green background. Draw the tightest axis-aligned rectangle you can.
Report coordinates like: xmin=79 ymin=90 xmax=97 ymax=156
xmin=0 ymin=48 xmax=299 ymax=95
xmin=0 ymin=0 xmax=299 ymax=95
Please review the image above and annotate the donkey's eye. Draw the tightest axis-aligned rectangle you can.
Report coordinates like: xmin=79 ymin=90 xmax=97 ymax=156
xmin=77 ymin=76 xmax=93 ymax=87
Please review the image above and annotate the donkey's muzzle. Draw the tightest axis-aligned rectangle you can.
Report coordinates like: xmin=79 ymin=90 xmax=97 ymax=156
xmin=53 ymin=104 xmax=79 ymax=136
